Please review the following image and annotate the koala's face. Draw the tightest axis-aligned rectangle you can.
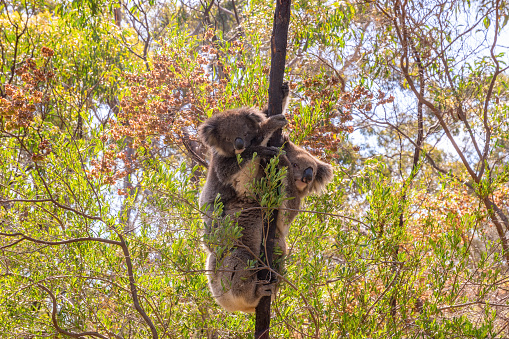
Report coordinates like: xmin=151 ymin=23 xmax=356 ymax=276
xmin=285 ymin=142 xmax=333 ymax=196
xmin=199 ymin=108 xmax=266 ymax=157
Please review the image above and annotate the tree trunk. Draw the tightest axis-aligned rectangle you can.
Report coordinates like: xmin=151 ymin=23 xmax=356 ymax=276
xmin=254 ymin=1 xmax=291 ymax=338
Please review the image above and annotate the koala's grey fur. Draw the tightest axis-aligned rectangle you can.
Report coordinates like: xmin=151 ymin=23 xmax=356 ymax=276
xmin=204 ymin=199 xmax=284 ymax=313
xmin=198 ymin=108 xmax=287 ymax=210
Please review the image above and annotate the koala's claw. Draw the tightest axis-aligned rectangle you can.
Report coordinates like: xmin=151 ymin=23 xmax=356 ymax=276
xmin=272 ymin=114 xmax=288 ymax=122
xmin=281 ymin=82 xmax=289 ymax=96
xmin=269 ymin=114 xmax=288 ymax=129
xmin=269 ymin=276 xmax=278 ymax=284
xmin=259 ymin=146 xmax=280 ymax=158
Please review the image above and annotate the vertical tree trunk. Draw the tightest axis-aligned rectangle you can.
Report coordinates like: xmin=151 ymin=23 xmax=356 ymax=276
xmin=255 ymin=1 xmax=291 ymax=338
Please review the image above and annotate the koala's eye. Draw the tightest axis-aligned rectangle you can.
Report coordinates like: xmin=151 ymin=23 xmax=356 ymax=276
xmin=292 ymin=163 xmax=298 ymax=168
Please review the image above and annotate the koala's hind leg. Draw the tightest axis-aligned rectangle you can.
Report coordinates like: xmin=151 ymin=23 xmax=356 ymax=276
xmin=281 ymin=81 xmax=290 ymax=114
xmin=262 ymin=82 xmax=291 ymax=117
xmin=206 ymin=248 xmax=276 ymax=313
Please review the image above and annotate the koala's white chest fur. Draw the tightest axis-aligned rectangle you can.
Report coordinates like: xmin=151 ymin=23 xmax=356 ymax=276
xmin=228 ymin=158 xmax=261 ymax=198
xmin=228 ymin=132 xmax=272 ymax=198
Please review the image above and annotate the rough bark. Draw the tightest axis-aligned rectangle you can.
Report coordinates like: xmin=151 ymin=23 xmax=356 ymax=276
xmin=255 ymin=1 xmax=291 ymax=338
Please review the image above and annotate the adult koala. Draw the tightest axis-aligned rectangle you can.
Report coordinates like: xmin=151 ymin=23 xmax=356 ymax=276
xmin=198 ymin=106 xmax=287 ymax=312
xmin=198 ymin=107 xmax=287 ymax=218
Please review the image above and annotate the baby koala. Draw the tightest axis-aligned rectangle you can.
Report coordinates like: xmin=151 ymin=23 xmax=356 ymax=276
xmin=277 ymin=137 xmax=334 ymax=237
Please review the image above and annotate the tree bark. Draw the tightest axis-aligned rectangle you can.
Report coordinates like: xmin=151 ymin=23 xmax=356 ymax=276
xmin=255 ymin=1 xmax=291 ymax=338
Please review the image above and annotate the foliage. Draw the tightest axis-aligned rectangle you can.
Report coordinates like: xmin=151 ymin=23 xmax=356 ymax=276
xmin=0 ymin=0 xmax=508 ymax=338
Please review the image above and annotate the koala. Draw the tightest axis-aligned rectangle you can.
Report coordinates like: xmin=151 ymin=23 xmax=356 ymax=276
xmin=200 ymin=84 xmax=333 ymax=313
xmin=198 ymin=108 xmax=286 ymax=205
xmin=200 ymin=86 xmax=291 ymax=313
xmin=198 ymin=109 xmax=287 ymax=247
xmin=276 ymin=137 xmax=334 ymax=238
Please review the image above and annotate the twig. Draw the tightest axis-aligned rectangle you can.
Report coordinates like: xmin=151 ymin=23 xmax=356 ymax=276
xmin=0 ymin=232 xmax=121 ymax=247
xmin=439 ymin=300 xmax=509 ymax=311
xmin=37 ymin=284 xmax=109 ymax=339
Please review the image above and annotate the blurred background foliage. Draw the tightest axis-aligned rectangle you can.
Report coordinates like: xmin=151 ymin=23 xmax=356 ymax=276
xmin=0 ymin=0 xmax=508 ymax=338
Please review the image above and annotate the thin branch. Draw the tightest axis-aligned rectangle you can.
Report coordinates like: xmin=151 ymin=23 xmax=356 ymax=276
xmin=180 ymin=134 xmax=208 ymax=168
xmin=0 ymin=198 xmax=52 ymax=203
xmin=117 ymin=233 xmax=159 ymax=339
xmin=439 ymin=300 xmax=509 ymax=311
xmin=0 ymin=237 xmax=24 ymax=250
xmin=389 ymin=1 xmax=479 ymax=183
xmin=478 ymin=0 xmax=501 ymax=179
xmin=361 ymin=110 xmax=474 ymax=190
xmin=0 ymin=232 xmax=121 ymax=247
xmin=310 ymin=52 xmax=346 ymax=92
xmin=37 ymin=284 xmax=109 ymax=339
xmin=359 ymin=261 xmax=403 ymax=325
xmin=0 ymin=196 xmax=102 ymax=221
xmin=217 ymin=4 xmax=234 ymax=16
xmin=437 ymin=33 xmax=483 ymax=160
xmin=231 ymin=0 xmax=240 ymax=25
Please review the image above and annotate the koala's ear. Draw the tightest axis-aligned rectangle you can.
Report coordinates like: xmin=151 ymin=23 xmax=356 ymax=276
xmin=246 ymin=110 xmax=264 ymax=124
xmin=199 ymin=119 xmax=219 ymax=147
xmin=311 ymin=160 xmax=333 ymax=193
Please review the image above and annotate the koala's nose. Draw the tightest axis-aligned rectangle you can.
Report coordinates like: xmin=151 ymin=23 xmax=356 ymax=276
xmin=234 ymin=137 xmax=245 ymax=150
xmin=302 ymin=167 xmax=313 ymax=183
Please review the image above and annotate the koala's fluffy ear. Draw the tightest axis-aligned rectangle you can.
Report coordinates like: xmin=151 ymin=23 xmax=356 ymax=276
xmin=310 ymin=160 xmax=333 ymax=193
xmin=199 ymin=119 xmax=219 ymax=148
xmin=246 ymin=111 xmax=264 ymax=124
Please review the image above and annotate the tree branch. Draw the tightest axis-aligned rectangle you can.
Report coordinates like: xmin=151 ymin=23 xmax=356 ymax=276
xmin=0 ymin=232 xmax=121 ymax=247
xmin=478 ymin=0 xmax=501 ymax=179
xmin=117 ymin=232 xmax=159 ymax=338
xmin=390 ymin=0 xmax=479 ymax=183
xmin=37 ymin=284 xmax=109 ymax=339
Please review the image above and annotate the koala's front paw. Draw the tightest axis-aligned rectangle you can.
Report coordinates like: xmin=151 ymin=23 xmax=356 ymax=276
xmin=255 ymin=281 xmax=276 ymax=298
xmin=268 ymin=114 xmax=288 ymax=129
xmin=258 ymin=146 xmax=280 ymax=158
